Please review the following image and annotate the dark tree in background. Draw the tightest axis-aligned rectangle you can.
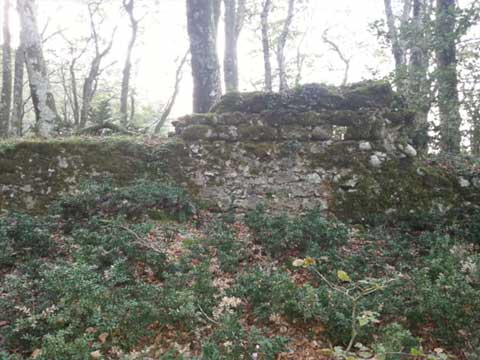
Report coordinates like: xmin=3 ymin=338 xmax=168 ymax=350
xmin=17 ymin=0 xmax=61 ymax=137
xmin=435 ymin=0 xmax=462 ymax=153
xmin=0 ymin=0 xmax=12 ymax=137
xmin=120 ymin=0 xmax=140 ymax=127
xmin=223 ymin=0 xmax=246 ymax=93
xmin=186 ymin=0 xmax=222 ymax=113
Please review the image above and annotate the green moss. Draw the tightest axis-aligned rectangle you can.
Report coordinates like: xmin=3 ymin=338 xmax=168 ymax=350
xmin=181 ymin=125 xmax=212 ymax=141
xmin=238 ymin=125 xmax=278 ymax=141
xmin=330 ymin=159 xmax=463 ymax=224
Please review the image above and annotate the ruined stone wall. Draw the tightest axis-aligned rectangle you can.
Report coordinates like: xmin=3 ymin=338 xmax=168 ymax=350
xmin=1 ymin=82 xmax=479 ymax=221
xmin=170 ymin=82 xmax=438 ymax=218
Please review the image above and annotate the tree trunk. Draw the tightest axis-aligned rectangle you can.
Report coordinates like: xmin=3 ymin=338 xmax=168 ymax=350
xmin=1 ymin=0 xmax=13 ymax=137
xmin=11 ymin=44 xmax=25 ymax=137
xmin=435 ymin=0 xmax=461 ymax=153
xmin=261 ymin=0 xmax=273 ymax=92
xmin=17 ymin=0 xmax=60 ymax=137
xmin=223 ymin=0 xmax=246 ymax=93
xmin=186 ymin=0 xmax=222 ymax=113
xmin=277 ymin=0 xmax=295 ymax=93
xmin=383 ymin=0 xmax=412 ymax=93
xmin=120 ymin=0 xmax=139 ymax=127
xmin=408 ymin=0 xmax=431 ymax=151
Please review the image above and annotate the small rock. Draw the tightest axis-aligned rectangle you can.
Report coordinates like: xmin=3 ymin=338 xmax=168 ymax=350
xmin=459 ymin=177 xmax=470 ymax=188
xmin=369 ymin=155 xmax=383 ymax=168
xmin=306 ymin=173 xmax=322 ymax=184
xmin=403 ymin=144 xmax=417 ymax=157
xmin=359 ymin=141 xmax=372 ymax=151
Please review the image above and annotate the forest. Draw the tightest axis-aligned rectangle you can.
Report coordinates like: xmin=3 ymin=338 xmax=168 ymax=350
xmin=1 ymin=0 xmax=480 ymax=359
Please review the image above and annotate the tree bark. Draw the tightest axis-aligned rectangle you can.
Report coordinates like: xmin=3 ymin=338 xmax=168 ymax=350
xmin=277 ymin=0 xmax=295 ymax=93
xmin=17 ymin=0 xmax=61 ymax=137
xmin=435 ymin=0 xmax=461 ymax=153
xmin=408 ymin=0 xmax=431 ymax=151
xmin=383 ymin=0 xmax=412 ymax=92
xmin=1 ymin=0 xmax=13 ymax=137
xmin=186 ymin=0 xmax=222 ymax=113
xmin=223 ymin=0 xmax=246 ymax=93
xmin=155 ymin=50 xmax=189 ymax=134
xmin=11 ymin=44 xmax=25 ymax=137
xmin=261 ymin=0 xmax=273 ymax=92
xmin=79 ymin=2 xmax=115 ymax=128
xmin=120 ymin=0 xmax=139 ymax=127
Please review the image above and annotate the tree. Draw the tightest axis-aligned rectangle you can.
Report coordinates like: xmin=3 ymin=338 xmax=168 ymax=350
xmin=276 ymin=0 xmax=295 ymax=92
xmin=79 ymin=1 xmax=116 ymax=128
xmin=260 ymin=0 xmax=273 ymax=91
xmin=186 ymin=0 xmax=222 ymax=113
xmin=120 ymin=0 xmax=140 ymax=126
xmin=223 ymin=0 xmax=246 ymax=92
xmin=435 ymin=0 xmax=462 ymax=153
xmin=17 ymin=0 xmax=61 ymax=137
xmin=1 ymin=0 xmax=13 ymax=137
xmin=11 ymin=43 xmax=25 ymax=137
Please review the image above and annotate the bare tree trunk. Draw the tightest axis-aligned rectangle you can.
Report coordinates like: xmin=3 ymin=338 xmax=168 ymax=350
xmin=408 ymin=0 xmax=432 ymax=151
xmin=186 ymin=0 xmax=222 ymax=113
xmin=155 ymin=50 xmax=189 ymax=134
xmin=17 ymin=0 xmax=60 ymax=137
xmin=11 ymin=44 xmax=25 ymax=137
xmin=1 ymin=0 xmax=13 ymax=137
xmin=120 ymin=0 xmax=139 ymax=127
xmin=223 ymin=0 xmax=246 ymax=92
xmin=435 ymin=0 xmax=461 ymax=153
xmin=277 ymin=0 xmax=295 ymax=93
xmin=79 ymin=2 xmax=115 ymax=128
xmin=261 ymin=0 xmax=273 ymax=92
xmin=383 ymin=0 xmax=412 ymax=92
xmin=322 ymin=30 xmax=351 ymax=86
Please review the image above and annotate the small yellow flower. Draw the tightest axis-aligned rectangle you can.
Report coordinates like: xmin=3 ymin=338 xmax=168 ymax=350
xmin=292 ymin=259 xmax=305 ymax=267
xmin=302 ymin=257 xmax=316 ymax=267
xmin=337 ymin=270 xmax=352 ymax=282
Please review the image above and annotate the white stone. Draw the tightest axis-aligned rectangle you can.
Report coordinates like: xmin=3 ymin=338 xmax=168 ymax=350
xmin=306 ymin=173 xmax=322 ymax=184
xmin=459 ymin=177 xmax=470 ymax=188
xmin=369 ymin=155 xmax=383 ymax=168
xmin=359 ymin=141 xmax=372 ymax=151
xmin=403 ymin=144 xmax=417 ymax=157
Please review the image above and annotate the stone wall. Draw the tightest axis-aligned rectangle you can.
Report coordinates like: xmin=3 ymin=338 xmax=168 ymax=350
xmin=1 ymin=82 xmax=479 ymax=222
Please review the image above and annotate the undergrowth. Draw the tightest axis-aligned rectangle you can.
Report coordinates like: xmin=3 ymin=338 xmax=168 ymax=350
xmin=1 ymin=182 xmax=479 ymax=359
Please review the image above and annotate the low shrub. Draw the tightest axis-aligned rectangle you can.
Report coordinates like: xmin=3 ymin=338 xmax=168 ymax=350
xmin=53 ymin=179 xmax=196 ymax=222
xmin=0 ymin=212 xmax=53 ymax=268
xmin=245 ymin=205 xmax=348 ymax=257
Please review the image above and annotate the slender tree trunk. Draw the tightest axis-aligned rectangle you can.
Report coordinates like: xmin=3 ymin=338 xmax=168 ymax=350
xmin=186 ymin=0 xmax=222 ymax=113
xmin=1 ymin=0 xmax=13 ymax=137
xmin=11 ymin=44 xmax=25 ymax=137
xmin=17 ymin=0 xmax=60 ymax=137
xmin=383 ymin=0 xmax=412 ymax=93
xmin=155 ymin=51 xmax=189 ymax=134
xmin=261 ymin=0 xmax=273 ymax=92
xmin=435 ymin=0 xmax=461 ymax=153
xmin=120 ymin=0 xmax=139 ymax=127
xmin=408 ymin=0 xmax=431 ymax=151
xmin=277 ymin=0 xmax=295 ymax=92
xmin=223 ymin=0 xmax=245 ymax=93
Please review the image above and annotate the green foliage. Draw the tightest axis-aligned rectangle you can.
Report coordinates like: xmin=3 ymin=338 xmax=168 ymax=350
xmin=206 ymin=220 xmax=246 ymax=273
xmin=374 ymin=323 xmax=419 ymax=360
xmin=53 ymin=179 xmax=196 ymax=222
xmin=234 ymin=267 xmax=322 ymax=321
xmin=246 ymin=205 xmax=348 ymax=256
xmin=0 ymin=212 xmax=54 ymax=268
xmin=200 ymin=315 xmax=288 ymax=360
xmin=89 ymin=97 xmax=113 ymax=124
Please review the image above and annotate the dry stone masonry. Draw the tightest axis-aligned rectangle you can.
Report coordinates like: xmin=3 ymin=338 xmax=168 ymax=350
xmin=1 ymin=81 xmax=478 ymax=222
xmin=171 ymin=81 xmax=439 ymax=217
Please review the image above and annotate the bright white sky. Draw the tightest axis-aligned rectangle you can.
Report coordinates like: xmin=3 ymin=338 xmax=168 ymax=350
xmin=2 ymin=0 xmax=469 ymax=120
